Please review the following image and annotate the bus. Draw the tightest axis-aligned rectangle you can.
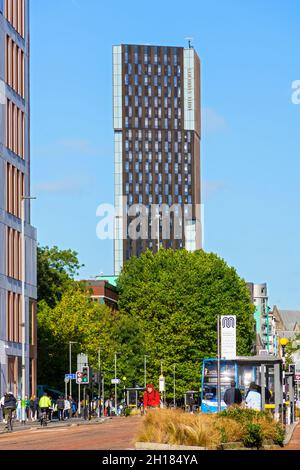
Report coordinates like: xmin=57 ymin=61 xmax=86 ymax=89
xmin=201 ymin=358 xmax=256 ymax=413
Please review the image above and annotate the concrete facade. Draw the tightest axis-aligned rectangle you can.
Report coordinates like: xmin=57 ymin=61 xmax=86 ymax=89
xmin=0 ymin=0 xmax=37 ymax=397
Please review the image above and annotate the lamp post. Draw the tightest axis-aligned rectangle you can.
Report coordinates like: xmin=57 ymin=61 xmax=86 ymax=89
xmin=114 ymin=352 xmax=121 ymax=416
xmin=144 ymin=355 xmax=149 ymax=389
xmin=21 ymin=196 xmax=36 ymax=424
xmin=156 ymin=212 xmax=160 ymax=252
xmin=69 ymin=341 xmax=77 ymax=398
xmin=173 ymin=364 xmax=176 ymax=408
xmin=280 ymin=337 xmax=289 ymax=425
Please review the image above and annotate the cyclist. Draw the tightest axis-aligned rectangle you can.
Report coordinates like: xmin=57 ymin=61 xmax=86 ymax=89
xmin=3 ymin=392 xmax=17 ymax=429
xmin=38 ymin=392 xmax=52 ymax=424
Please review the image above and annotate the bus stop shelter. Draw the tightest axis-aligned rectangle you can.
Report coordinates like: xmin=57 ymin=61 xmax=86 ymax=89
xmin=235 ymin=355 xmax=294 ymax=422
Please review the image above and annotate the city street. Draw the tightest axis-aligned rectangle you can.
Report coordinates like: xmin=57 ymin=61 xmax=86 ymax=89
xmin=0 ymin=416 xmax=142 ymax=450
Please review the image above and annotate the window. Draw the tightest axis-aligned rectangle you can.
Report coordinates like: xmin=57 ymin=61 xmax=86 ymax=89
xmin=4 ymin=0 xmax=25 ymax=38
xmin=6 ymin=99 xmax=25 ymax=159
xmin=6 ymin=227 xmax=22 ymax=281
xmin=134 ymin=74 xmax=138 ymax=86
xmin=128 ymin=63 xmax=132 ymax=74
xmin=125 ymin=95 xmax=129 ymax=106
xmin=5 ymin=36 xmax=25 ymax=98
xmin=6 ymin=163 xmax=24 ymax=218
xmin=6 ymin=291 xmax=22 ymax=343
xmin=125 ymin=74 xmax=129 ymax=85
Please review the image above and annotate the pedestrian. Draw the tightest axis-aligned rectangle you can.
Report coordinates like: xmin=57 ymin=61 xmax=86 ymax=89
xmin=223 ymin=380 xmax=243 ymax=407
xmin=29 ymin=395 xmax=38 ymax=421
xmin=56 ymin=395 xmax=65 ymax=421
xmin=143 ymin=383 xmax=160 ymax=411
xmin=3 ymin=392 xmax=17 ymax=423
xmin=64 ymin=397 xmax=71 ymax=419
xmin=245 ymin=382 xmax=261 ymax=411
xmin=105 ymin=397 xmax=113 ymax=417
xmin=0 ymin=394 xmax=5 ymax=422
xmin=25 ymin=395 xmax=30 ymax=421
xmin=16 ymin=396 xmax=22 ymax=422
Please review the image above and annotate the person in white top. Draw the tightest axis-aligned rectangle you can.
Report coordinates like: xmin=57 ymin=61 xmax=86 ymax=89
xmin=64 ymin=398 xmax=71 ymax=419
xmin=245 ymin=382 xmax=262 ymax=411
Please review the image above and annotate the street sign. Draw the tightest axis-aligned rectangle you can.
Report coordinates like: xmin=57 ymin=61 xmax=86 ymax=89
xmin=295 ymin=374 xmax=300 ymax=382
xmin=295 ymin=363 xmax=300 ymax=374
xmin=65 ymin=374 xmax=76 ymax=380
xmin=77 ymin=353 xmax=88 ymax=373
xmin=76 ymin=371 xmax=83 ymax=385
xmin=64 ymin=377 xmax=70 ymax=384
xmin=221 ymin=315 xmax=236 ymax=359
xmin=159 ymin=376 xmax=165 ymax=392
xmin=111 ymin=378 xmax=121 ymax=385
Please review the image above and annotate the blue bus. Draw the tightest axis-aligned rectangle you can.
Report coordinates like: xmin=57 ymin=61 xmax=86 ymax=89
xmin=201 ymin=358 xmax=256 ymax=413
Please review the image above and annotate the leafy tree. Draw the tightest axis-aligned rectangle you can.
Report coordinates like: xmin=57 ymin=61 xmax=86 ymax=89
xmin=117 ymin=249 xmax=256 ymax=398
xmin=37 ymin=245 xmax=83 ymax=308
xmin=37 ymin=284 xmax=145 ymax=393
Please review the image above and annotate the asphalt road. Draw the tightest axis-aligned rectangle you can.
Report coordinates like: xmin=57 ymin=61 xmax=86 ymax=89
xmin=0 ymin=416 xmax=142 ymax=450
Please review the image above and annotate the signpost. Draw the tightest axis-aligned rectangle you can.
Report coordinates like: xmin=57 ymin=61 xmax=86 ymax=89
xmin=111 ymin=378 xmax=121 ymax=385
xmin=221 ymin=315 xmax=237 ymax=360
xmin=77 ymin=354 xmax=88 ymax=417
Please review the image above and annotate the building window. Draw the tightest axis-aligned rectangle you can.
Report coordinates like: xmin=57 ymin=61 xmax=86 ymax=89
xmin=6 ymin=99 xmax=25 ymax=159
xmin=6 ymin=227 xmax=22 ymax=281
xmin=5 ymin=36 xmax=25 ymax=98
xmin=4 ymin=0 xmax=25 ymax=38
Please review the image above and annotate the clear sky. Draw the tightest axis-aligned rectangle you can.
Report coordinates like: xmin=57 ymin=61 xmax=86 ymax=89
xmin=30 ymin=0 xmax=300 ymax=309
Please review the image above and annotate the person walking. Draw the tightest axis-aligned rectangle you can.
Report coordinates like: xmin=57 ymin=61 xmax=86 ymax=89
xmin=105 ymin=397 xmax=113 ymax=417
xmin=16 ymin=396 xmax=22 ymax=422
xmin=56 ymin=396 xmax=65 ymax=421
xmin=143 ymin=384 xmax=161 ymax=411
xmin=0 ymin=394 xmax=5 ymax=422
xmin=30 ymin=395 xmax=38 ymax=421
xmin=223 ymin=380 xmax=242 ymax=407
xmin=245 ymin=382 xmax=262 ymax=411
xmin=64 ymin=397 xmax=71 ymax=420
xmin=3 ymin=392 xmax=17 ymax=423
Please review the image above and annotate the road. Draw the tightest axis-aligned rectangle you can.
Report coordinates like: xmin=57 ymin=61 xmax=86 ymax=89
xmin=0 ymin=416 xmax=142 ymax=450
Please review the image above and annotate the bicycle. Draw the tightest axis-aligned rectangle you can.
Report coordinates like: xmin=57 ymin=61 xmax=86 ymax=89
xmin=40 ymin=408 xmax=48 ymax=427
xmin=4 ymin=408 xmax=15 ymax=433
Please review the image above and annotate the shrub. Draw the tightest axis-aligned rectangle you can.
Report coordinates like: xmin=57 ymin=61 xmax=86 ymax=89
xmin=273 ymin=423 xmax=285 ymax=447
xmin=243 ymin=423 xmax=264 ymax=449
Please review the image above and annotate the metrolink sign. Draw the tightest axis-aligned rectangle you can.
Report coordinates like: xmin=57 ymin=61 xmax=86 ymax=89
xmin=221 ymin=315 xmax=237 ymax=360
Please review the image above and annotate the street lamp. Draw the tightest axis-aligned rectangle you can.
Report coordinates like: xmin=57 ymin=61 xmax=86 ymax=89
xmin=144 ymin=355 xmax=149 ymax=389
xmin=21 ymin=196 xmax=36 ymax=424
xmin=69 ymin=341 xmax=77 ymax=398
xmin=114 ymin=352 xmax=121 ymax=416
xmin=280 ymin=337 xmax=289 ymax=425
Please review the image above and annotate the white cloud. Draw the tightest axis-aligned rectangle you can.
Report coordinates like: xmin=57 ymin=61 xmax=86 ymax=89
xmin=202 ymin=107 xmax=227 ymax=133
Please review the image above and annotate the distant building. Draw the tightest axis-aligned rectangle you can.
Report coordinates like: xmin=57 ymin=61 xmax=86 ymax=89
xmin=247 ymin=283 xmax=278 ymax=355
xmin=112 ymin=43 xmax=202 ymax=275
xmin=83 ymin=278 xmax=119 ymax=310
xmin=272 ymin=307 xmax=300 ymax=362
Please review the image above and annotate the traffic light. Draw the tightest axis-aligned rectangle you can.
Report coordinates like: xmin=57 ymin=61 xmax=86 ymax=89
xmin=91 ymin=371 xmax=98 ymax=384
xmin=82 ymin=366 xmax=90 ymax=384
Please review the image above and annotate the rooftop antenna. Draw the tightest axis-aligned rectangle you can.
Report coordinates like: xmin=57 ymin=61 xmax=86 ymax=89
xmin=185 ymin=37 xmax=194 ymax=49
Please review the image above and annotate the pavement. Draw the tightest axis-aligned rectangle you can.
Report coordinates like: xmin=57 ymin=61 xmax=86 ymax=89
xmin=282 ymin=423 xmax=300 ymax=450
xmin=0 ymin=416 xmax=143 ymax=450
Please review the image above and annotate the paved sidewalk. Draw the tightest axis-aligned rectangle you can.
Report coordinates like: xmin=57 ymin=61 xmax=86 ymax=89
xmin=0 ymin=417 xmax=106 ymax=434
xmin=283 ymin=423 xmax=300 ymax=450
xmin=0 ymin=416 xmax=142 ymax=450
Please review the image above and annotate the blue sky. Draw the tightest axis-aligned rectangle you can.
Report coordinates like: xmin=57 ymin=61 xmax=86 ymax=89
xmin=30 ymin=0 xmax=300 ymax=308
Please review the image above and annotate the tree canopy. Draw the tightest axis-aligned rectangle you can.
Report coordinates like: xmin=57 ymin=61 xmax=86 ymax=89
xmin=37 ymin=245 xmax=83 ymax=308
xmin=117 ymin=248 xmax=256 ymax=397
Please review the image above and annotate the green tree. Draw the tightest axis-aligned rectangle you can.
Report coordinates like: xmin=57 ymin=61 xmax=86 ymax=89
xmin=117 ymin=249 xmax=255 ymax=398
xmin=37 ymin=284 xmax=145 ymax=392
xmin=37 ymin=245 xmax=83 ymax=308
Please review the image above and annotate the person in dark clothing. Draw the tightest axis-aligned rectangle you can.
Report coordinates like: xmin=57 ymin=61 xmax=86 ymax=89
xmin=223 ymin=380 xmax=242 ymax=407
xmin=56 ymin=396 xmax=65 ymax=421
xmin=3 ymin=392 xmax=17 ymax=422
